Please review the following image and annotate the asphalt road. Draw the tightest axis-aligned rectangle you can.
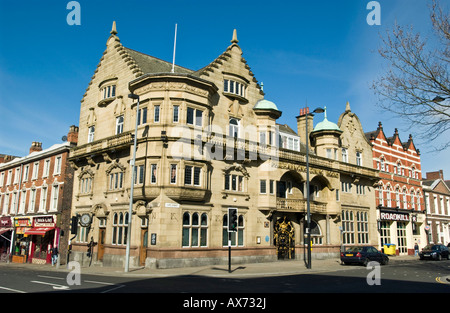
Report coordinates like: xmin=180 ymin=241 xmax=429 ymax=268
xmin=0 ymin=259 xmax=449 ymax=295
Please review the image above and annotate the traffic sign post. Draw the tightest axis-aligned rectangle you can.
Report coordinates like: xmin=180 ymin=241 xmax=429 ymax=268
xmin=227 ymin=208 xmax=237 ymax=273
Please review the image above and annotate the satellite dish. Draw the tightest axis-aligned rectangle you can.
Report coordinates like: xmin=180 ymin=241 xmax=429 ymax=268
xmin=62 ymin=136 xmax=67 ymax=142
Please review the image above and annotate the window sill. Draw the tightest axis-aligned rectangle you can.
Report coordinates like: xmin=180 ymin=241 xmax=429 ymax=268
xmin=97 ymin=96 xmax=116 ymax=107
xmin=222 ymin=92 xmax=248 ymax=103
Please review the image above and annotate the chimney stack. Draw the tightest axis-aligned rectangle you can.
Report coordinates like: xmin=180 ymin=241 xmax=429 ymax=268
xmin=426 ymin=170 xmax=444 ymax=180
xmin=67 ymin=125 xmax=79 ymax=145
xmin=29 ymin=142 xmax=43 ymax=154
xmin=296 ymin=107 xmax=313 ymax=148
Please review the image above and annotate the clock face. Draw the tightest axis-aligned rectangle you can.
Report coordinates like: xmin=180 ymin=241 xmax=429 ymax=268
xmin=81 ymin=214 xmax=91 ymax=226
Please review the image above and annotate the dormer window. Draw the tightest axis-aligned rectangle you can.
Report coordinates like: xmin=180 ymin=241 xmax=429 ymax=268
xmin=101 ymin=85 xmax=116 ymax=99
xmin=98 ymin=78 xmax=118 ymax=107
xmin=223 ymin=78 xmax=247 ymax=98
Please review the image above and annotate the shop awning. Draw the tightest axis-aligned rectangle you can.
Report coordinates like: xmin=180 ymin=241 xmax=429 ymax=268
xmin=0 ymin=228 xmax=12 ymax=235
xmin=24 ymin=227 xmax=55 ymax=236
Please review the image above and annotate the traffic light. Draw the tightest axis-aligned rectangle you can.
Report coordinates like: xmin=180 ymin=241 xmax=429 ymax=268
xmin=70 ymin=215 xmax=79 ymax=235
xmin=228 ymin=208 xmax=238 ymax=232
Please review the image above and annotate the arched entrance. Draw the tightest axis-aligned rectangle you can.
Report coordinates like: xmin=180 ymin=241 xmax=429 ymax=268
xmin=274 ymin=216 xmax=295 ymax=260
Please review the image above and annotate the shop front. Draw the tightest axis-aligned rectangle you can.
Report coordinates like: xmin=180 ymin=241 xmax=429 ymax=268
xmin=12 ymin=215 xmax=60 ymax=264
xmin=378 ymin=207 xmax=425 ymax=255
xmin=25 ymin=215 xmax=59 ymax=265
xmin=0 ymin=217 xmax=13 ymax=261
xmin=12 ymin=217 xmax=32 ymax=263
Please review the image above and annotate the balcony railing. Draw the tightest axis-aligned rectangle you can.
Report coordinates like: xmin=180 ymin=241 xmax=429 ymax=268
xmin=70 ymin=131 xmax=134 ymax=158
xmin=276 ymin=197 xmax=327 ymax=214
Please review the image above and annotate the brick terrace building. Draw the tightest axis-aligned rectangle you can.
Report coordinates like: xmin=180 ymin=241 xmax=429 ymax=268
xmin=422 ymin=170 xmax=450 ymax=246
xmin=0 ymin=126 xmax=78 ymax=264
xmin=365 ymin=123 xmax=426 ymax=255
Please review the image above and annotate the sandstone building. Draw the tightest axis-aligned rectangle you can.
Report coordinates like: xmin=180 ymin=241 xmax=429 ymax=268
xmin=68 ymin=23 xmax=379 ymax=268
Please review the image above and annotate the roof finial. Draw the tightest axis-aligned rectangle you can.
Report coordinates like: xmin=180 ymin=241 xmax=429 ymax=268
xmin=345 ymin=101 xmax=351 ymax=112
xmin=324 ymin=106 xmax=328 ymax=120
xmin=231 ymin=29 xmax=239 ymax=44
xmin=111 ymin=21 xmax=117 ymax=35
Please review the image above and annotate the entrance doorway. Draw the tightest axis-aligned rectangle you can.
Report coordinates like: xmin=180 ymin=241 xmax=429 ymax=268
xmin=397 ymin=222 xmax=407 ymax=255
xmin=139 ymin=229 xmax=148 ymax=266
xmin=277 ymin=181 xmax=287 ymax=198
xmin=274 ymin=216 xmax=295 ymax=260
xmin=97 ymin=228 xmax=105 ymax=261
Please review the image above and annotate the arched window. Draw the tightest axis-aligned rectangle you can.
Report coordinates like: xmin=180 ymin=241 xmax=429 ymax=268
xmin=229 ymin=118 xmax=240 ymax=138
xmin=112 ymin=212 xmax=128 ymax=245
xmin=386 ymin=185 xmax=391 ymax=207
xmin=305 ymin=220 xmax=323 ymax=245
xmin=182 ymin=212 xmax=208 ymax=247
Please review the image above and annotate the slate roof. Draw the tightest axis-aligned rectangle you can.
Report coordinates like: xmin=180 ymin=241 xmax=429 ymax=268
xmin=124 ymin=47 xmax=194 ymax=75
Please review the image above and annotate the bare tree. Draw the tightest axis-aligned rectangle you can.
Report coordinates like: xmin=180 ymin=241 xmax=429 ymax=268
xmin=372 ymin=0 xmax=450 ymax=150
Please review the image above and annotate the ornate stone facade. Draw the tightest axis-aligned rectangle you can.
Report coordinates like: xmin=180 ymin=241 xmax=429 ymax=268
xmin=68 ymin=23 xmax=379 ymax=268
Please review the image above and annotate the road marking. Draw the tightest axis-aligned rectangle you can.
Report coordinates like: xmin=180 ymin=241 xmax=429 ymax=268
xmin=31 ymin=280 xmax=69 ymax=290
xmin=84 ymin=280 xmax=115 ymax=285
xmin=37 ymin=275 xmax=64 ymax=280
xmin=100 ymin=284 xmax=125 ymax=293
xmin=0 ymin=286 xmax=26 ymax=293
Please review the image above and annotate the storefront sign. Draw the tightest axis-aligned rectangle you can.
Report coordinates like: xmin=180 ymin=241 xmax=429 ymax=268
xmin=0 ymin=217 xmax=11 ymax=228
xmin=33 ymin=215 xmax=55 ymax=227
xmin=380 ymin=211 xmax=409 ymax=222
xmin=14 ymin=217 xmax=32 ymax=227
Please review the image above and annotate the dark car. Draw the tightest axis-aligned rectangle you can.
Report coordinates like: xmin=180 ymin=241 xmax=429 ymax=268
xmin=340 ymin=246 xmax=389 ymax=266
xmin=419 ymin=244 xmax=450 ymax=260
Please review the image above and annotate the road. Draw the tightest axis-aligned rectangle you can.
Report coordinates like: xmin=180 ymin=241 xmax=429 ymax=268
xmin=0 ymin=259 xmax=448 ymax=294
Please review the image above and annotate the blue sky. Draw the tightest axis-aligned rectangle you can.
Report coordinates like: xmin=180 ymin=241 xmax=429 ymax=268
xmin=0 ymin=0 xmax=448 ymax=178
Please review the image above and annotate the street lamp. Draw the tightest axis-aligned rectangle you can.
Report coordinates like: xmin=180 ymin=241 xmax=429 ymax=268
xmin=125 ymin=93 xmax=140 ymax=272
xmin=305 ymin=106 xmax=324 ymax=269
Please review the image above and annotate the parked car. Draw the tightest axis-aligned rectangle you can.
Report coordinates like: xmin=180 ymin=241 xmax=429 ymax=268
xmin=419 ymin=244 xmax=450 ymax=260
xmin=340 ymin=246 xmax=389 ymax=266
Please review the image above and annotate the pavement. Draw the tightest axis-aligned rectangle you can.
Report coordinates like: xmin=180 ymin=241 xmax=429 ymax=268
xmin=0 ymin=254 xmax=420 ymax=279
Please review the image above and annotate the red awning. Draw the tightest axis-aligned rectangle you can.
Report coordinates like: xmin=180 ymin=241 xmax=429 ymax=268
xmin=0 ymin=228 xmax=12 ymax=235
xmin=24 ymin=227 xmax=55 ymax=236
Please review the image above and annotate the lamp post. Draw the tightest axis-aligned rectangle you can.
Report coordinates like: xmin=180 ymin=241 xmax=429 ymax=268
xmin=304 ymin=106 xmax=324 ymax=269
xmin=125 ymin=93 xmax=140 ymax=272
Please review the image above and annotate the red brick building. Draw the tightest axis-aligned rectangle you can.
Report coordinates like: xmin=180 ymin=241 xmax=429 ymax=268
xmin=0 ymin=126 xmax=78 ymax=264
xmin=422 ymin=170 xmax=450 ymax=246
xmin=365 ymin=122 xmax=426 ymax=255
